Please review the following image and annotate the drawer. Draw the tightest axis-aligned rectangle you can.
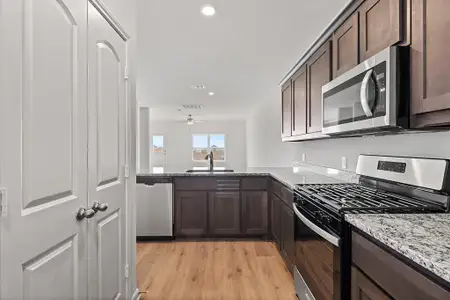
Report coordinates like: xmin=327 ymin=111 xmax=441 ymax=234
xmin=241 ymin=177 xmax=268 ymax=190
xmin=352 ymin=231 xmax=450 ymax=300
xmin=175 ymin=177 xmax=240 ymax=191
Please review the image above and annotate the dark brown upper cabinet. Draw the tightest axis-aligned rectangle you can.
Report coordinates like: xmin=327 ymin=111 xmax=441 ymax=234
xmin=175 ymin=191 xmax=208 ymax=237
xmin=411 ymin=0 xmax=450 ymax=128
xmin=291 ymin=65 xmax=308 ymax=136
xmin=333 ymin=13 xmax=359 ymax=78
xmin=208 ymin=192 xmax=241 ymax=236
xmin=359 ymin=0 xmax=402 ymax=61
xmin=241 ymin=191 xmax=268 ymax=235
xmin=307 ymin=41 xmax=332 ymax=133
xmin=281 ymin=80 xmax=293 ymax=138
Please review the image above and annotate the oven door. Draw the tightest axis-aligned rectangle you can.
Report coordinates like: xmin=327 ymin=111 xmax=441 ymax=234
xmin=293 ymin=205 xmax=341 ymax=300
xmin=321 ymin=46 xmax=397 ymax=135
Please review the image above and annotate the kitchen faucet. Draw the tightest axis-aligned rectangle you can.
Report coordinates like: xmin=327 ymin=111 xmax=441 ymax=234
xmin=205 ymin=151 xmax=214 ymax=172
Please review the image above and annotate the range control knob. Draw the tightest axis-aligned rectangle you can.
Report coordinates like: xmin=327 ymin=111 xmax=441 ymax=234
xmin=296 ymin=197 xmax=306 ymax=206
xmin=322 ymin=215 xmax=332 ymax=225
xmin=314 ymin=211 xmax=322 ymax=221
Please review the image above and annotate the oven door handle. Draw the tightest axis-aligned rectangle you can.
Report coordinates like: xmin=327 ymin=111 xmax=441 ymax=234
xmin=360 ymin=69 xmax=374 ymax=117
xmin=293 ymin=204 xmax=340 ymax=247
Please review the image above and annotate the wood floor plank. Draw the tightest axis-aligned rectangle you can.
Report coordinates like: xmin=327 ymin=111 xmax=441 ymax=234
xmin=136 ymin=241 xmax=296 ymax=300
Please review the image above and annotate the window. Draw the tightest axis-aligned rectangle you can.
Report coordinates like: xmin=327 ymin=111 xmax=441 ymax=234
xmin=151 ymin=135 xmax=166 ymax=173
xmin=152 ymin=135 xmax=164 ymax=153
xmin=192 ymin=134 xmax=225 ymax=161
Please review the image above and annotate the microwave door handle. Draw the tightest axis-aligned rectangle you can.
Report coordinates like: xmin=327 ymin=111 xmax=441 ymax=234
xmin=293 ymin=204 xmax=340 ymax=247
xmin=360 ymin=69 xmax=374 ymax=117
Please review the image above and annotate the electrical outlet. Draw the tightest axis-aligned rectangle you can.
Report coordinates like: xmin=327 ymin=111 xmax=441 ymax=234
xmin=302 ymin=153 xmax=306 ymax=163
xmin=342 ymin=157 xmax=347 ymax=169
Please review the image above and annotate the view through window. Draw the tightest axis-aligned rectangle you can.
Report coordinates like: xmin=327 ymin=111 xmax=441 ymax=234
xmin=192 ymin=134 xmax=225 ymax=161
xmin=152 ymin=135 xmax=164 ymax=153
xmin=152 ymin=135 xmax=165 ymax=173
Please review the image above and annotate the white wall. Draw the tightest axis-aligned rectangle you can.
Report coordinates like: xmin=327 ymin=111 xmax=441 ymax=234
xmin=246 ymin=94 xmax=296 ymax=167
xmin=150 ymin=120 xmax=247 ymax=172
xmin=246 ymin=97 xmax=450 ymax=172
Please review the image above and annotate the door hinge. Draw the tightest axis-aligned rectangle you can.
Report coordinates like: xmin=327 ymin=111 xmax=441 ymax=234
xmin=0 ymin=188 xmax=7 ymax=217
xmin=124 ymin=65 xmax=129 ymax=81
xmin=124 ymin=165 xmax=130 ymax=178
xmin=124 ymin=264 xmax=129 ymax=279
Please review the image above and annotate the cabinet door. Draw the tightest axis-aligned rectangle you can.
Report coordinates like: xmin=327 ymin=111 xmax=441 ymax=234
xmin=411 ymin=0 xmax=450 ymax=127
xmin=281 ymin=203 xmax=295 ymax=267
xmin=209 ymin=192 xmax=241 ymax=236
xmin=333 ymin=13 xmax=359 ymax=78
xmin=351 ymin=267 xmax=391 ymax=300
xmin=270 ymin=194 xmax=282 ymax=247
xmin=241 ymin=191 xmax=268 ymax=235
xmin=175 ymin=191 xmax=208 ymax=237
xmin=359 ymin=0 xmax=402 ymax=61
xmin=307 ymin=41 xmax=332 ymax=133
xmin=281 ymin=81 xmax=293 ymax=138
xmin=292 ymin=65 xmax=307 ymax=136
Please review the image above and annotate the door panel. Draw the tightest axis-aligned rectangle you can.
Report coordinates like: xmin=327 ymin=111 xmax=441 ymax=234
xmin=22 ymin=236 xmax=79 ymax=299
xmin=333 ymin=13 xmax=359 ymax=78
xmin=209 ymin=192 xmax=241 ymax=236
xmin=88 ymin=3 xmax=128 ymax=300
xmin=0 ymin=0 xmax=88 ymax=298
xmin=292 ymin=66 xmax=307 ymax=136
xmin=24 ymin=0 xmax=78 ymax=209
xmin=97 ymin=212 xmax=121 ymax=300
xmin=175 ymin=191 xmax=208 ymax=236
xmin=242 ymin=191 xmax=268 ymax=235
xmin=359 ymin=0 xmax=402 ymax=61
xmin=281 ymin=81 xmax=292 ymax=138
xmin=411 ymin=0 xmax=450 ymax=126
xmin=307 ymin=41 xmax=332 ymax=133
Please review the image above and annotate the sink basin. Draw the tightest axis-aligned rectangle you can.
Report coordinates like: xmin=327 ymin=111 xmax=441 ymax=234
xmin=186 ymin=169 xmax=235 ymax=173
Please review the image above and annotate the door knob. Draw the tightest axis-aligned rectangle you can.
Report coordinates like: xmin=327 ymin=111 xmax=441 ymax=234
xmin=76 ymin=208 xmax=96 ymax=221
xmin=92 ymin=201 xmax=108 ymax=212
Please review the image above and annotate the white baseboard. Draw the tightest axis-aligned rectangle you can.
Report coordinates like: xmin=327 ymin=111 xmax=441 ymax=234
xmin=131 ymin=288 xmax=140 ymax=300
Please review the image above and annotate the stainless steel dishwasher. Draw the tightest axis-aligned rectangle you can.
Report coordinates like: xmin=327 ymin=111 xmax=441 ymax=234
xmin=136 ymin=177 xmax=173 ymax=238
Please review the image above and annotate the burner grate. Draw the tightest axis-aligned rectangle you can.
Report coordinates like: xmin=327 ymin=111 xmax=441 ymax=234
xmin=295 ymin=184 xmax=443 ymax=214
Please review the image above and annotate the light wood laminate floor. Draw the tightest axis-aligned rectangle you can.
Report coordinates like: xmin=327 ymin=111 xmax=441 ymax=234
xmin=136 ymin=241 xmax=296 ymax=300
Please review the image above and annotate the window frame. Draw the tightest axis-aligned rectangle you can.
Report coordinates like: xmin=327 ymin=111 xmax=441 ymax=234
xmin=192 ymin=133 xmax=226 ymax=162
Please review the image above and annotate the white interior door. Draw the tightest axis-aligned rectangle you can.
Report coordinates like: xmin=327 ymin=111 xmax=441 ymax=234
xmin=0 ymin=0 xmax=88 ymax=299
xmin=87 ymin=3 xmax=128 ymax=300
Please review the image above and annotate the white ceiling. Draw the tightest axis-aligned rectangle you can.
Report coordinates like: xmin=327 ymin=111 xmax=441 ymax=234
xmin=137 ymin=0 xmax=350 ymax=121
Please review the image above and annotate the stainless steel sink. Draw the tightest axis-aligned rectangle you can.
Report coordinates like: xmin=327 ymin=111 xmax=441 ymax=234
xmin=186 ymin=169 xmax=235 ymax=173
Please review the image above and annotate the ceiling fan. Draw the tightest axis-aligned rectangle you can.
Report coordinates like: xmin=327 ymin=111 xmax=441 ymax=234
xmin=177 ymin=114 xmax=205 ymax=125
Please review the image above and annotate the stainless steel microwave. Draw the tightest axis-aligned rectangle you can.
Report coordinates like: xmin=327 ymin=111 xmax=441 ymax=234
xmin=321 ymin=46 xmax=409 ymax=135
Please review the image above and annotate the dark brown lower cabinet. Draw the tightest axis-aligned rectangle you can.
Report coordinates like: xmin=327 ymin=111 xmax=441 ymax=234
xmin=271 ymin=193 xmax=282 ymax=247
xmin=270 ymin=188 xmax=295 ymax=275
xmin=352 ymin=231 xmax=450 ymax=300
xmin=352 ymin=267 xmax=391 ymax=300
xmin=175 ymin=191 xmax=208 ymax=237
xmin=208 ymin=192 xmax=241 ymax=236
xmin=281 ymin=202 xmax=295 ymax=269
xmin=241 ymin=191 xmax=268 ymax=235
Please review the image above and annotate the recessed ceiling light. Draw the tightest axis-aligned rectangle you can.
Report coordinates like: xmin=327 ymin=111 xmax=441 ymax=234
xmin=201 ymin=5 xmax=216 ymax=17
xmin=208 ymin=92 xmax=215 ymax=96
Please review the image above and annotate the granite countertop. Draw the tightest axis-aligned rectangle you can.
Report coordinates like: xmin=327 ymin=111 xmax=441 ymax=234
xmin=346 ymin=214 xmax=450 ymax=284
xmin=137 ymin=165 xmax=356 ymax=189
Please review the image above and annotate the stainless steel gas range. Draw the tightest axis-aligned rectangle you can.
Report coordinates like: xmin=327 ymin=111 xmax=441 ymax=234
xmin=293 ymin=155 xmax=450 ymax=300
